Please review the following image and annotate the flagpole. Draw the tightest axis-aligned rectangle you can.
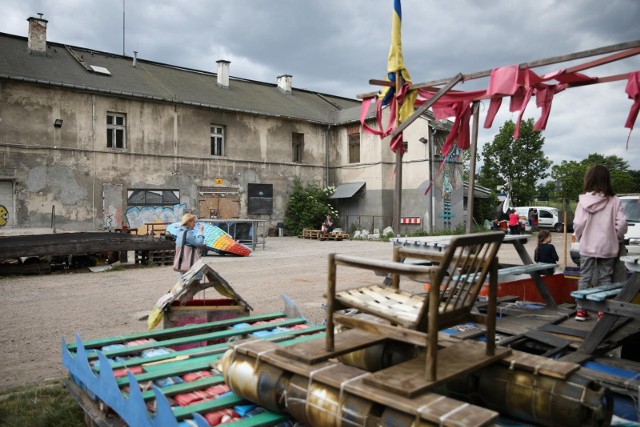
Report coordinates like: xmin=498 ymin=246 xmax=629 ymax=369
xmin=393 ymin=70 xmax=403 ymax=236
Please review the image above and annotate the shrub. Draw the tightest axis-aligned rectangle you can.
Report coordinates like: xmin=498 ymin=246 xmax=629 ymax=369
xmin=283 ymin=178 xmax=339 ymax=236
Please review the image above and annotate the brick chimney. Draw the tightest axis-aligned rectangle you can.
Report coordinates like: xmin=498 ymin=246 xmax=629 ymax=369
xmin=277 ymin=74 xmax=292 ymax=94
xmin=216 ymin=60 xmax=230 ymax=88
xmin=27 ymin=14 xmax=48 ymax=54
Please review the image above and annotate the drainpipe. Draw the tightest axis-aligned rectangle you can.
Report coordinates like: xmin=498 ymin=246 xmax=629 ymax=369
xmin=324 ymin=126 xmax=331 ymax=187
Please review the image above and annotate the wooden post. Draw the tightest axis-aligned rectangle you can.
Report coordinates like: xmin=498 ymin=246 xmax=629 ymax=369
xmin=325 ymin=253 xmax=337 ymax=352
xmin=563 ymin=197 xmax=568 ymax=268
xmin=466 ymin=102 xmax=480 ymax=233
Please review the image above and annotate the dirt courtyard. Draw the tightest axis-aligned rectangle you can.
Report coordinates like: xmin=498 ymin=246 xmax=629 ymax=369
xmin=0 ymin=234 xmax=566 ymax=391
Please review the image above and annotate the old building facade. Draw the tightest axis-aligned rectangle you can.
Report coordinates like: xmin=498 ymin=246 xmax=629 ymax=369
xmin=0 ymin=16 xmax=462 ymax=234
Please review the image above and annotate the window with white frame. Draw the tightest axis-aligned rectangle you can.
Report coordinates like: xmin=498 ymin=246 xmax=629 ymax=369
xmin=292 ymin=132 xmax=304 ymax=163
xmin=107 ymin=113 xmax=126 ymax=149
xmin=211 ymin=125 xmax=225 ymax=156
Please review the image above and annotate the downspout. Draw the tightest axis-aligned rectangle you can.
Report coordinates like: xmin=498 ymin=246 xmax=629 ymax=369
xmin=324 ymin=125 xmax=331 ymax=187
xmin=92 ymin=94 xmax=97 ymax=230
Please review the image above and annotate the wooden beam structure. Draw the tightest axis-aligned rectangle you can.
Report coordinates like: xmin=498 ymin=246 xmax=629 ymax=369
xmin=360 ymin=39 xmax=640 ymax=233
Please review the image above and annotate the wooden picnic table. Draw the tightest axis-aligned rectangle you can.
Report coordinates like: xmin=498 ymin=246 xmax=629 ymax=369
xmin=391 ymin=234 xmax=559 ymax=307
xmin=559 ymin=254 xmax=640 ymax=363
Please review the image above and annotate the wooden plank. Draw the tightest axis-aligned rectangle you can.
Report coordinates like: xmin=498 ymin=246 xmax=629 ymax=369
xmin=358 ymin=40 xmax=640 ymax=98
xmin=575 ymin=274 xmax=640 ymax=355
xmin=363 ymin=341 xmax=511 ymax=397
xmin=88 ymin=318 xmax=307 ymax=360
xmin=0 ymin=231 xmax=173 ymax=258
xmin=343 ymin=377 xmax=498 ymax=427
xmin=539 ymin=323 xmax=590 ymax=339
xmin=501 ymin=351 xmax=580 ymax=379
xmin=66 ymin=312 xmax=292 ymax=351
xmin=307 ymin=361 xmax=368 ymax=388
xmin=335 ymin=293 xmax=418 ymax=325
xmin=334 ymin=313 xmax=427 ymax=347
xmin=259 ymin=348 xmax=337 ymax=378
xmin=571 ymin=283 xmax=623 ymax=299
xmin=275 ymin=328 xmax=387 ymax=364
xmin=496 ymin=263 xmax=557 ymax=276
xmin=585 ymin=289 xmax=623 ymax=301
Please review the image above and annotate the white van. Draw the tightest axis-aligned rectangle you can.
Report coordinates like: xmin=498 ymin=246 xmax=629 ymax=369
xmin=513 ymin=206 xmax=566 ymax=232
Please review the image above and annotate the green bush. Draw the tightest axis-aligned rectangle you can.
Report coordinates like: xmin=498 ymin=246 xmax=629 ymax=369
xmin=283 ymin=178 xmax=339 ymax=236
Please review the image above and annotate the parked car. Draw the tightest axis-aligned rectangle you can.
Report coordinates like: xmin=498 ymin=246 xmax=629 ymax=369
xmin=513 ymin=206 xmax=571 ymax=232
xmin=570 ymin=194 xmax=640 ymax=266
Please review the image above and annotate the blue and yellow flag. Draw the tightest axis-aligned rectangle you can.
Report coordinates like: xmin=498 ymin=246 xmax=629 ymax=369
xmin=380 ymin=0 xmax=415 ymax=124
xmin=388 ymin=0 xmax=407 ymax=75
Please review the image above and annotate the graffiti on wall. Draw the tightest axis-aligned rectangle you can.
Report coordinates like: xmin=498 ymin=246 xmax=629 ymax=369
xmin=438 ymin=149 xmax=460 ymax=231
xmin=0 ymin=205 xmax=7 ymax=227
xmin=125 ymin=204 xmax=187 ymax=234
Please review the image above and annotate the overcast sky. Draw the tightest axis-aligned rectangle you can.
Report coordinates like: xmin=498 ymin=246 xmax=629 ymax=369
xmin=2 ymin=0 xmax=640 ymax=171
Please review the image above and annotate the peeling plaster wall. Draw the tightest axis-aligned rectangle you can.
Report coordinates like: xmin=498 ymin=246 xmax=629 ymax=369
xmin=0 ymin=81 xmax=327 ymax=231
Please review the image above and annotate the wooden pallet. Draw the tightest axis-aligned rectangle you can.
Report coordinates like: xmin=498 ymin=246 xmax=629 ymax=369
xmin=298 ymin=229 xmax=349 ymax=240
xmin=135 ymin=249 xmax=175 ymax=265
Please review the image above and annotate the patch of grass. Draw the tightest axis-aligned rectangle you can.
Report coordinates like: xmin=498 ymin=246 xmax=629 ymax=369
xmin=0 ymin=380 xmax=84 ymax=427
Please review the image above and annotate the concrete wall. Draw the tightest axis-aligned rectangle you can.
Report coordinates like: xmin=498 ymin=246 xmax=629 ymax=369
xmin=0 ymin=79 xmax=462 ymax=234
xmin=329 ymin=111 xmax=464 ymax=234
xmin=0 ymin=81 xmax=327 ymax=231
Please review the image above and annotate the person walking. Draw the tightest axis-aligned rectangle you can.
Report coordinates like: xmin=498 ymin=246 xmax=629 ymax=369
xmin=573 ymin=164 xmax=627 ymax=321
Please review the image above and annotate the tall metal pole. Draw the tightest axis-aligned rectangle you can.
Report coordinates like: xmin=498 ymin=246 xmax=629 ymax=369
xmin=122 ymin=0 xmax=126 ymax=56
xmin=428 ymin=129 xmax=434 ymax=233
xmin=466 ymin=102 xmax=480 ymax=233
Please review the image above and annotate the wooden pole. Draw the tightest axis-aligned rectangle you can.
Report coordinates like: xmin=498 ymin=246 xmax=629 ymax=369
xmin=358 ymin=39 xmax=640 ymax=99
xmin=466 ymin=102 xmax=480 ymax=233
xmin=563 ymin=197 xmax=568 ymax=268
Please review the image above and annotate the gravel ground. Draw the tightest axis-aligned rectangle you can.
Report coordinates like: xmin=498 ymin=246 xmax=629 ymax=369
xmin=0 ymin=233 xmax=570 ymax=391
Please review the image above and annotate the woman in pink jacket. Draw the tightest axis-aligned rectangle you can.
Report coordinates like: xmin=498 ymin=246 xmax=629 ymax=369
xmin=573 ymin=165 xmax=627 ymax=321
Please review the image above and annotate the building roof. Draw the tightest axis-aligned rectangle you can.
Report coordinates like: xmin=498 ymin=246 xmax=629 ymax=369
xmin=0 ymin=32 xmax=363 ymax=125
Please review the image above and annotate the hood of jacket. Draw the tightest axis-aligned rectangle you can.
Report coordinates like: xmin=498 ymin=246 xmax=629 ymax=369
xmin=578 ymin=192 xmax=610 ymax=214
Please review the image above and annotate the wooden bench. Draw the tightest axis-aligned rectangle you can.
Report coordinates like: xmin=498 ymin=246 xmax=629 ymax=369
xmin=451 ymin=262 xmax=558 ymax=284
xmin=570 ymin=283 xmax=624 ymax=302
xmin=496 ymin=263 xmax=558 ymax=281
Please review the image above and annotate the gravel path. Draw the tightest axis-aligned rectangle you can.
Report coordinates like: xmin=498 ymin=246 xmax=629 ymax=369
xmin=0 ymin=234 xmax=566 ymax=391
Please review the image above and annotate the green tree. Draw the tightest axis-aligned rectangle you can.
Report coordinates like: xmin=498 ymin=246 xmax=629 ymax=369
xmin=582 ymin=153 xmax=629 ymax=172
xmin=477 ymin=119 xmax=551 ymax=206
xmin=283 ymin=178 xmax=338 ymax=236
xmin=550 ymin=160 xmax=586 ymax=201
xmin=552 ymin=154 xmax=636 ymax=200
xmin=628 ymin=170 xmax=640 ymax=193
xmin=536 ymin=181 xmax=556 ymax=201
xmin=610 ymin=169 xmax=636 ymax=194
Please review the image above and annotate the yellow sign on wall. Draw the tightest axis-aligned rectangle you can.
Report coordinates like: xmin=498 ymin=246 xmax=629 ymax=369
xmin=215 ymin=178 xmax=223 ymax=185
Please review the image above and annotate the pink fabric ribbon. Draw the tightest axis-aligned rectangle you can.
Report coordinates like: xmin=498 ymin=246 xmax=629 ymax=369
xmin=625 ymin=71 xmax=640 ymax=148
